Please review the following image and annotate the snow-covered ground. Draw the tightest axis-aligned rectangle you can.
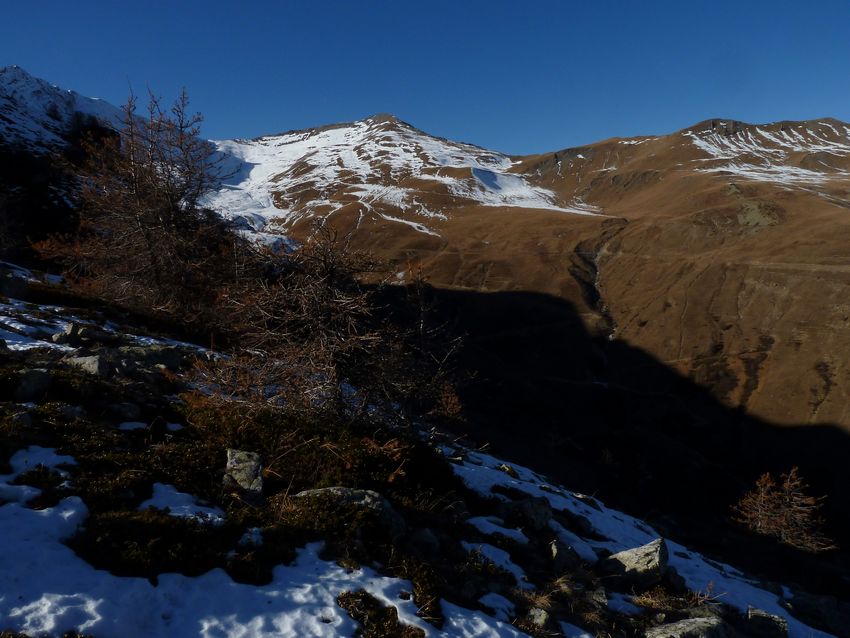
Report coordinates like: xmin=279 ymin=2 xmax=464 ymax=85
xmin=0 ymin=265 xmax=207 ymax=354
xmin=1 ymin=438 xmax=834 ymax=636
xmin=445 ymin=447 xmax=834 ymax=638
xmin=0 ymin=447 xmax=527 ymax=638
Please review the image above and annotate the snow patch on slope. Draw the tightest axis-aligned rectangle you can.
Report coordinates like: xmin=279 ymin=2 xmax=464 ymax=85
xmin=446 ymin=448 xmax=834 ymax=638
xmin=138 ymin=483 xmax=226 ymax=525
xmin=0 ymin=447 xmax=528 ymax=638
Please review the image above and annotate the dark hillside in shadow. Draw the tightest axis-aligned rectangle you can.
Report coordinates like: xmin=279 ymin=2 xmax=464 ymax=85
xmin=412 ymin=286 xmax=850 ymax=599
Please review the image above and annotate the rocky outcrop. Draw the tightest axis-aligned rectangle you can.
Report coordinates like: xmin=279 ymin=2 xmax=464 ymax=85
xmin=601 ymin=538 xmax=669 ymax=588
xmin=53 ymin=323 xmax=118 ymax=347
xmin=746 ymin=607 xmax=788 ymax=638
xmin=549 ymin=538 xmax=580 ymax=572
xmin=500 ymin=496 xmax=552 ymax=532
xmin=65 ymin=354 xmax=111 ymax=376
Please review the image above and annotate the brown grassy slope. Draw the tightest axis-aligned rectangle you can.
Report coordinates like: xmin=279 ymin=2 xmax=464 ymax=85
xmin=525 ymin=119 xmax=850 ymax=426
xmin=284 ymin=118 xmax=850 ymax=429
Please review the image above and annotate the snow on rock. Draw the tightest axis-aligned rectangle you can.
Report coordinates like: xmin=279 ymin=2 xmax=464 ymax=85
xmin=477 ymin=592 xmax=516 ymax=622
xmin=466 ymin=515 xmax=530 ymax=544
xmin=0 ymin=65 xmax=122 ymax=152
xmin=0 ymin=294 xmax=76 ymax=353
xmin=0 ymin=278 xmax=207 ymax=355
xmin=444 ymin=447 xmax=835 ymax=638
xmin=0 ymin=448 xmax=528 ymax=637
xmin=461 ymin=541 xmax=534 ymax=590
xmin=606 ymin=592 xmax=642 ymax=616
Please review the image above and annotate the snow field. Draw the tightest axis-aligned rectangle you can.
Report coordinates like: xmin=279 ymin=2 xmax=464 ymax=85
xmin=0 ymin=446 xmax=528 ymax=637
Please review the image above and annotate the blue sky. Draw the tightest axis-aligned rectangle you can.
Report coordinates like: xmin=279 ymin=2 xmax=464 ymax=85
xmin=3 ymin=0 xmax=849 ymax=154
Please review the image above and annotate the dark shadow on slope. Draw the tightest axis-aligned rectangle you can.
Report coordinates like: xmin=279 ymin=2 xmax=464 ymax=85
xmin=407 ymin=285 xmax=850 ymax=602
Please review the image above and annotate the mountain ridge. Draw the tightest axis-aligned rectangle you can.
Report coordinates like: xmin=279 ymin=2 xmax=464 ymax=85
xmin=0 ymin=65 xmax=122 ymax=151
xmin=6 ymin=67 xmax=850 ymax=430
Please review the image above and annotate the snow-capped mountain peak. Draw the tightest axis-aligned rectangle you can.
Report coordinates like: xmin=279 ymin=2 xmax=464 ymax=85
xmin=0 ymin=65 xmax=122 ymax=151
xmin=206 ymin=113 xmax=601 ymax=238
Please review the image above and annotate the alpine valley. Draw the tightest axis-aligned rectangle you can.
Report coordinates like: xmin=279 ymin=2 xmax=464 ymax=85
xmin=2 ymin=65 xmax=850 ymax=638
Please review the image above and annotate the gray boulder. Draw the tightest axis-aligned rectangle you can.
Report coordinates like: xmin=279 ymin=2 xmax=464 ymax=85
xmin=53 ymin=323 xmax=84 ymax=346
xmin=601 ymin=538 xmax=669 ymax=588
xmin=293 ymin=487 xmax=405 ymax=539
xmin=746 ymin=607 xmax=787 ymax=638
xmin=15 ymin=368 xmax=51 ymax=402
xmin=644 ymin=617 xmax=733 ymax=638
xmin=527 ymin=607 xmax=550 ymax=629
xmin=223 ymin=449 xmax=264 ymax=500
xmin=65 ymin=354 xmax=110 ymax=376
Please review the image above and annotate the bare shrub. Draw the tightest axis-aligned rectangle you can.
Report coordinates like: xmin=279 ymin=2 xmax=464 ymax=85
xmin=37 ymin=87 xmax=460 ymax=422
xmin=37 ymin=89 xmax=244 ymax=323
xmin=198 ymin=225 xmax=462 ymax=422
xmin=732 ymin=467 xmax=836 ymax=553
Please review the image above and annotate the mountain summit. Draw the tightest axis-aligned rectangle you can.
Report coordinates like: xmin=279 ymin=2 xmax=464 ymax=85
xmin=205 ymin=112 xmax=600 ymax=241
xmin=0 ymin=65 xmax=121 ymax=151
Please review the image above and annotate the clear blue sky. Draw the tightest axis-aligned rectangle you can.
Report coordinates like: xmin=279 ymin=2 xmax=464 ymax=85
xmin=3 ymin=0 xmax=849 ymax=154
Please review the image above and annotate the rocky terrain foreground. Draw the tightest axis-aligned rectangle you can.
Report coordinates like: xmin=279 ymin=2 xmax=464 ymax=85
xmin=0 ymin=262 xmax=842 ymax=638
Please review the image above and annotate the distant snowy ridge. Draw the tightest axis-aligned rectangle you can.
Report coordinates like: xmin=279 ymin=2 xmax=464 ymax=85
xmin=4 ymin=66 xmax=850 ymax=235
xmin=204 ymin=115 xmax=601 ymax=238
xmin=0 ymin=66 xmax=122 ymax=152
xmin=683 ymin=119 xmax=850 ymax=185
